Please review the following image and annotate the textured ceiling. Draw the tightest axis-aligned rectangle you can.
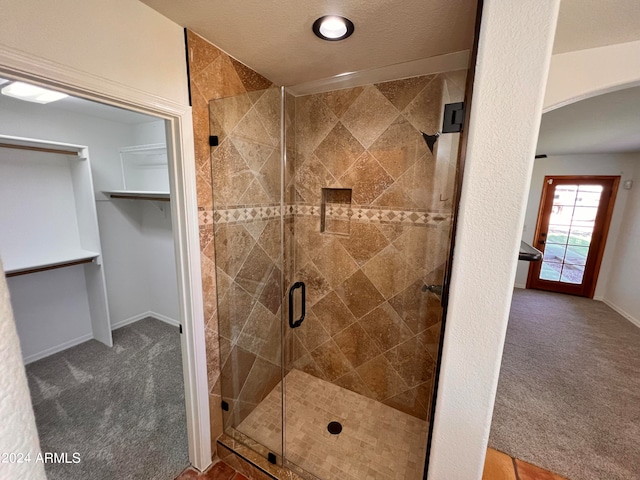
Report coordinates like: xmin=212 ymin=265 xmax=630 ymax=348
xmin=553 ymin=0 xmax=640 ymax=53
xmin=537 ymin=86 xmax=640 ymax=156
xmin=139 ymin=0 xmax=477 ymax=86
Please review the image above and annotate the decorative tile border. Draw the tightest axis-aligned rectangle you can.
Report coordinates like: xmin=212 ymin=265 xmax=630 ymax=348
xmin=322 ymin=204 xmax=452 ymax=227
xmin=214 ymin=205 xmax=282 ymax=224
xmin=208 ymin=204 xmax=453 ymax=227
xmin=199 ymin=209 xmax=215 ymax=225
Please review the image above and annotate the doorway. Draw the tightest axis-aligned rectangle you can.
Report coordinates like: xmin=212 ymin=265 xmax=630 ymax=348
xmin=0 ymin=81 xmax=190 ymax=478
xmin=527 ymin=175 xmax=619 ymax=298
xmin=0 ymin=66 xmax=211 ymax=473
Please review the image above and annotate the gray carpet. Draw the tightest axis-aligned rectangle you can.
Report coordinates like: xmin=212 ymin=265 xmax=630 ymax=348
xmin=489 ymin=289 xmax=640 ymax=480
xmin=26 ymin=318 xmax=189 ymax=480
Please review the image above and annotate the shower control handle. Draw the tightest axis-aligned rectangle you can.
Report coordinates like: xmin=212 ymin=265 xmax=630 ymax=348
xmin=288 ymin=282 xmax=306 ymax=329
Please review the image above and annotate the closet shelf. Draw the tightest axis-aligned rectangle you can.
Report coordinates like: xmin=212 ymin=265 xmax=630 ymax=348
xmin=4 ymin=250 xmax=100 ymax=277
xmin=0 ymin=134 xmax=84 ymax=156
xmin=103 ymin=190 xmax=170 ymax=202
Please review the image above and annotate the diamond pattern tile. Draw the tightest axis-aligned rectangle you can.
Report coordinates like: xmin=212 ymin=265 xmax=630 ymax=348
xmin=318 ymin=86 xmax=364 ymax=119
xmin=205 ymin=68 xmax=463 ymax=435
xmin=295 ymin=95 xmax=338 ymax=158
xmin=309 ymin=238 xmax=358 ymax=288
xmin=403 ymin=76 xmax=445 ymax=135
xmin=314 ymin=122 xmax=365 ymax=179
xmin=336 ymin=269 xmax=386 ymax=319
xmin=341 ymin=85 xmax=400 ymax=148
xmin=210 ymin=139 xmax=254 ymax=207
xmin=369 ymin=115 xmax=429 ymax=179
xmin=375 ymin=75 xmax=435 ymax=111
xmin=338 ymin=152 xmax=394 ymax=205
xmin=210 ymin=93 xmax=253 ymax=136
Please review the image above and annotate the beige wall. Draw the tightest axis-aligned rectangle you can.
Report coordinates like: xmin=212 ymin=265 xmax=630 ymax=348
xmin=603 ymin=156 xmax=640 ymax=326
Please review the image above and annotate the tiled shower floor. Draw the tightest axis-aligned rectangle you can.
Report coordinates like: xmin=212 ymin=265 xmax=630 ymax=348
xmin=237 ymin=369 xmax=429 ymax=480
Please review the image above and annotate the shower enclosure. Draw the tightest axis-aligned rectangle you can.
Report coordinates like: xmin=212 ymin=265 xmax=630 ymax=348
xmin=208 ymin=69 xmax=467 ymax=479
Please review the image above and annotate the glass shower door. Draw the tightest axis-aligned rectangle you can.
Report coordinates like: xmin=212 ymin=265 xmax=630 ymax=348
xmin=208 ymin=85 xmax=284 ymax=462
xmin=279 ymin=70 xmax=468 ymax=480
xmin=208 ymin=68 xmax=470 ymax=479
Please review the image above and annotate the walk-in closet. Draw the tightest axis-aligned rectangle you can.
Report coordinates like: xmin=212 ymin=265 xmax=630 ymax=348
xmin=0 ymin=78 xmax=189 ymax=479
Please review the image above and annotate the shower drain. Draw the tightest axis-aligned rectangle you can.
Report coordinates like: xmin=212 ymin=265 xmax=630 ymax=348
xmin=327 ymin=421 xmax=343 ymax=435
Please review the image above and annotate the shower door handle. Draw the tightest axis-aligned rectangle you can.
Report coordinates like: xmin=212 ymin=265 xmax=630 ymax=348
xmin=288 ymin=282 xmax=306 ymax=329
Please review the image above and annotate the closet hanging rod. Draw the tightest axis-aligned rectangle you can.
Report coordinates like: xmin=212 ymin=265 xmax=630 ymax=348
xmin=108 ymin=193 xmax=170 ymax=202
xmin=0 ymin=143 xmax=80 ymax=156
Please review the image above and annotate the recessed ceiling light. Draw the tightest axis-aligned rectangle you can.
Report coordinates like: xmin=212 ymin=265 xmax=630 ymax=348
xmin=1 ymin=81 xmax=68 ymax=104
xmin=313 ymin=16 xmax=354 ymax=41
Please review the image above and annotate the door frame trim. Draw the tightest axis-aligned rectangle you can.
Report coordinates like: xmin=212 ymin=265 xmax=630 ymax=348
xmin=0 ymin=44 xmax=212 ymax=470
xmin=526 ymin=174 xmax=620 ymax=298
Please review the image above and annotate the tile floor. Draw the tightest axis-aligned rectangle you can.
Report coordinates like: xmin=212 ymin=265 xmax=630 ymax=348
xmin=175 ymin=461 xmax=248 ymax=480
xmin=236 ymin=369 xmax=429 ymax=480
xmin=483 ymin=448 xmax=569 ymax=480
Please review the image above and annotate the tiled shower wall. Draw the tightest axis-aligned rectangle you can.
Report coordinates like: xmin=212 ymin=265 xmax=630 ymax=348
xmin=208 ymin=83 xmax=285 ymax=432
xmin=285 ymin=74 xmax=465 ymax=420
xmin=188 ymin=29 xmax=467 ymax=445
xmin=186 ymin=30 xmax=279 ymax=443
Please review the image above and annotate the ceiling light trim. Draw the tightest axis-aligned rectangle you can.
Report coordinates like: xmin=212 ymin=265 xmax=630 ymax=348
xmin=312 ymin=16 xmax=355 ymax=41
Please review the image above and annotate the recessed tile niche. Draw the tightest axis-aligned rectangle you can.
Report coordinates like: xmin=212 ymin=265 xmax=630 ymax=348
xmin=321 ymin=188 xmax=352 ymax=235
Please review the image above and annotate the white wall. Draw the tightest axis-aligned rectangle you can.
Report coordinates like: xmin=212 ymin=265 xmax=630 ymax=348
xmin=97 ymin=200 xmax=149 ymax=322
xmin=142 ymin=201 xmax=180 ymax=322
xmin=544 ymin=40 xmax=640 ymax=113
xmin=99 ymin=200 xmax=179 ymax=326
xmin=0 ymin=0 xmax=189 ymax=107
xmin=603 ymin=156 xmax=640 ymax=326
xmin=7 ymin=267 xmax=94 ymax=361
xmin=0 ymin=260 xmax=46 ymax=480
xmin=126 ymin=120 xmax=179 ymax=322
xmin=101 ymin=119 xmax=179 ymax=326
xmin=515 ymin=153 xmax=637 ymax=297
xmin=0 ymin=96 xmax=134 ymax=190
xmin=0 ymin=97 xmax=133 ymax=359
xmin=131 ymin=120 xmax=167 ymax=145
xmin=427 ymin=1 xmax=560 ymax=479
xmin=0 ymin=96 xmax=179 ymax=360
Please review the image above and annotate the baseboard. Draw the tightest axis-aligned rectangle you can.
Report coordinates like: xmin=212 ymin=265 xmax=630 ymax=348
xmin=601 ymin=298 xmax=640 ymax=329
xmin=514 ymin=283 xmax=527 ymax=289
xmin=148 ymin=311 xmax=181 ymax=328
xmin=23 ymin=333 xmax=93 ymax=365
xmin=111 ymin=311 xmax=180 ymax=330
xmin=111 ymin=312 xmax=150 ymax=330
